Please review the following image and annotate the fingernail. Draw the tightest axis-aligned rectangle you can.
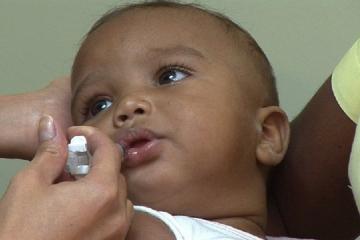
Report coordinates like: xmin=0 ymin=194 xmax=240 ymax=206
xmin=39 ymin=115 xmax=56 ymax=142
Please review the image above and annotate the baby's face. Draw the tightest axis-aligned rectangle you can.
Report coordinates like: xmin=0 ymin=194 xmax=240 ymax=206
xmin=71 ymin=7 xmax=265 ymax=217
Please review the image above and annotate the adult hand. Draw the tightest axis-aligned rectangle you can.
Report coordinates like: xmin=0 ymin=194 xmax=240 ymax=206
xmin=0 ymin=76 xmax=72 ymax=159
xmin=0 ymin=116 xmax=133 ymax=240
xmin=38 ymin=76 xmax=73 ymax=139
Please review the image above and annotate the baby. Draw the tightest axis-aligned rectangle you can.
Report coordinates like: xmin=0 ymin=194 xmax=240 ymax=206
xmin=70 ymin=1 xmax=290 ymax=239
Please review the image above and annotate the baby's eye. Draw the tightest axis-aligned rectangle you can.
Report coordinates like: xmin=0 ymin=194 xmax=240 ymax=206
xmin=158 ymin=68 xmax=190 ymax=85
xmin=89 ymin=98 xmax=112 ymax=117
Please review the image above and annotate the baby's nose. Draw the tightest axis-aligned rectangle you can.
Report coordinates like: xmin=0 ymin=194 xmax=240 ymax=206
xmin=113 ymin=96 xmax=152 ymax=126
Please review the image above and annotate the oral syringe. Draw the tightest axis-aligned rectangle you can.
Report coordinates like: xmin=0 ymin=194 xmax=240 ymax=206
xmin=66 ymin=136 xmax=91 ymax=178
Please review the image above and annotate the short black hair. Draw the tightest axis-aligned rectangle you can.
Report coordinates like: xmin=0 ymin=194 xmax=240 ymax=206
xmin=84 ymin=0 xmax=279 ymax=106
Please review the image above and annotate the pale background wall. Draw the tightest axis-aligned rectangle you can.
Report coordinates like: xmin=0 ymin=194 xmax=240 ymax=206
xmin=0 ymin=0 xmax=359 ymax=198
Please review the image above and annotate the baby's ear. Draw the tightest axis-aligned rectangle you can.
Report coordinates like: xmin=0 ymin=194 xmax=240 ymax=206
xmin=255 ymin=106 xmax=290 ymax=166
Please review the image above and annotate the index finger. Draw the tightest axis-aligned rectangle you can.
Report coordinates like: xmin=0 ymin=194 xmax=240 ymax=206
xmin=67 ymin=126 xmax=123 ymax=184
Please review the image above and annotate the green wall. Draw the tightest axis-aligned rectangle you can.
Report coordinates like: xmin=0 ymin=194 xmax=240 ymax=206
xmin=1 ymin=0 xmax=359 ymax=196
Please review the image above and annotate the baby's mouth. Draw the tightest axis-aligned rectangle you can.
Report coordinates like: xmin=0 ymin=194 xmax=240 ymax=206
xmin=117 ymin=128 xmax=163 ymax=168
xmin=129 ymin=139 xmax=150 ymax=148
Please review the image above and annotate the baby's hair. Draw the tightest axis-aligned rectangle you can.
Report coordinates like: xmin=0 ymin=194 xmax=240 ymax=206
xmin=85 ymin=0 xmax=279 ymax=106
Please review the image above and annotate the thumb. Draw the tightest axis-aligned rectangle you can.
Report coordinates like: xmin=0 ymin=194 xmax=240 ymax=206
xmin=28 ymin=115 xmax=67 ymax=184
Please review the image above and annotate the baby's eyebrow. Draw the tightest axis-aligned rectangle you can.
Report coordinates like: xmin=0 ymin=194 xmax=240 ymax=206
xmin=148 ymin=45 xmax=205 ymax=59
xmin=72 ymin=74 xmax=97 ymax=95
xmin=71 ymin=73 xmax=104 ymax=109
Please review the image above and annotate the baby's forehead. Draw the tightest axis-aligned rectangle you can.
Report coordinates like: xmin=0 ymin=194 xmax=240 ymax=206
xmin=90 ymin=5 xmax=252 ymax=53
xmin=74 ymin=5 xmax=269 ymax=93
xmin=78 ymin=8 xmax=249 ymax=72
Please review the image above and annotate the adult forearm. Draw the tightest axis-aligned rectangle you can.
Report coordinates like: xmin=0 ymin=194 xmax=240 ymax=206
xmin=273 ymin=77 xmax=360 ymax=239
xmin=0 ymin=77 xmax=72 ymax=160
xmin=0 ymin=93 xmax=42 ymax=159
